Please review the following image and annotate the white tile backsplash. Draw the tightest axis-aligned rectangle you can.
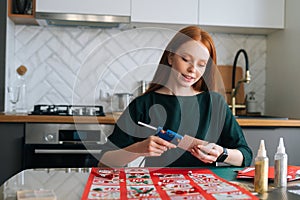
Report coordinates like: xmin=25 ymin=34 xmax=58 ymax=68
xmin=6 ymin=24 xmax=266 ymax=114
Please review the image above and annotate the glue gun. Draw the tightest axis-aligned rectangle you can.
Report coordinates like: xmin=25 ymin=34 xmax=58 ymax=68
xmin=138 ymin=121 xmax=183 ymax=145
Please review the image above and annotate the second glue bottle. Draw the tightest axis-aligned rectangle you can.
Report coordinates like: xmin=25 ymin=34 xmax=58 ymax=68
xmin=254 ymin=140 xmax=269 ymax=193
xmin=274 ymin=137 xmax=288 ymax=187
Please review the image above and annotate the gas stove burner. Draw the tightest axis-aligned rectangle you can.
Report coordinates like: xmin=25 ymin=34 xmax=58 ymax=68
xmin=31 ymin=105 xmax=105 ymax=116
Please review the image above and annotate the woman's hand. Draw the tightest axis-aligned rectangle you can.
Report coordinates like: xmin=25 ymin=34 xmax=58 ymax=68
xmin=133 ymin=136 xmax=177 ymax=157
xmin=190 ymin=143 xmax=224 ymax=164
xmin=100 ymin=136 xmax=176 ymax=168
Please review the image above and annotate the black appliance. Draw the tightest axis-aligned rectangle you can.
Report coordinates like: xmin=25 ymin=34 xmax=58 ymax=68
xmin=31 ymin=104 xmax=105 ymax=116
xmin=24 ymin=123 xmax=113 ymax=169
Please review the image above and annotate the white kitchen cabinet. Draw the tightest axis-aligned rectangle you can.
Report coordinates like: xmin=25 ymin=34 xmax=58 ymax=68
xmin=131 ymin=0 xmax=198 ymax=25
xmin=199 ymin=0 xmax=284 ymax=29
xmin=36 ymin=0 xmax=130 ymax=16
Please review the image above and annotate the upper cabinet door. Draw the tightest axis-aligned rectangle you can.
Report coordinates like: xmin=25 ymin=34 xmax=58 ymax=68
xmin=199 ymin=0 xmax=285 ymax=29
xmin=131 ymin=0 xmax=198 ymax=25
xmin=36 ymin=0 xmax=130 ymax=16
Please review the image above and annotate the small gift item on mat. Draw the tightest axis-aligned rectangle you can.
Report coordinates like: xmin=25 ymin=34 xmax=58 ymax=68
xmin=17 ymin=189 xmax=56 ymax=200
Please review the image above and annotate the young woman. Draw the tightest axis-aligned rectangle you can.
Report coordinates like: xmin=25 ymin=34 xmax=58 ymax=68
xmin=99 ymin=26 xmax=252 ymax=168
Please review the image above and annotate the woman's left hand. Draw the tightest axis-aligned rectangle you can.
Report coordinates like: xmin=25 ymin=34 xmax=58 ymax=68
xmin=190 ymin=143 xmax=224 ymax=164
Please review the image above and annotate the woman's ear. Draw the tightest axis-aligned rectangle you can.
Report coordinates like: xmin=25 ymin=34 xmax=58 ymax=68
xmin=168 ymin=53 xmax=174 ymax=65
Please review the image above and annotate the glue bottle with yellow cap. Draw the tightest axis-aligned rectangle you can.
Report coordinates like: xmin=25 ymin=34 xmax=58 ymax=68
xmin=254 ymin=140 xmax=269 ymax=193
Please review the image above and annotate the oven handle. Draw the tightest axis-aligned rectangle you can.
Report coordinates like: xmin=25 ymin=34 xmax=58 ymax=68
xmin=59 ymin=141 xmax=102 ymax=145
xmin=34 ymin=149 xmax=101 ymax=154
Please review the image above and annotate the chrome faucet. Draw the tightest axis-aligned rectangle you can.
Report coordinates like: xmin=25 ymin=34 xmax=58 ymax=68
xmin=231 ymin=49 xmax=251 ymax=116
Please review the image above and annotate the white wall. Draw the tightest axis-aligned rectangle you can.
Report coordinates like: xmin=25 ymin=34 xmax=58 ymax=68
xmin=265 ymin=0 xmax=300 ymax=118
xmin=6 ymin=23 xmax=267 ymax=114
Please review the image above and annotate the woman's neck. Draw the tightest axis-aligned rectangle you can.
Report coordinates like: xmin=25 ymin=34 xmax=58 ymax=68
xmin=156 ymin=86 xmax=200 ymax=96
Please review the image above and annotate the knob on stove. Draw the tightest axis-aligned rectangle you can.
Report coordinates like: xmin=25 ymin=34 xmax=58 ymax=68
xmin=44 ymin=134 xmax=55 ymax=142
xmin=86 ymin=107 xmax=96 ymax=116
xmin=67 ymin=107 xmax=74 ymax=115
xmin=73 ymin=108 xmax=83 ymax=115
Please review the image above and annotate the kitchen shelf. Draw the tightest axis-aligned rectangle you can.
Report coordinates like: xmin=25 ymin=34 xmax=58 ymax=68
xmin=7 ymin=0 xmax=38 ymax=25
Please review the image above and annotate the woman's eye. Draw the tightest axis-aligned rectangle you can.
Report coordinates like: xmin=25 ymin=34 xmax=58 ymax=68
xmin=181 ymin=57 xmax=189 ymax=62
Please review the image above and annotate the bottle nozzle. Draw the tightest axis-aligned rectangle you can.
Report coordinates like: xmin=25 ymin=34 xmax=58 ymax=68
xmin=257 ymin=140 xmax=267 ymax=157
xmin=277 ymin=137 xmax=286 ymax=154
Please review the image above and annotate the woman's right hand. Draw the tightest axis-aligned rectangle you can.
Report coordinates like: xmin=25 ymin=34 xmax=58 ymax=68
xmin=134 ymin=136 xmax=177 ymax=157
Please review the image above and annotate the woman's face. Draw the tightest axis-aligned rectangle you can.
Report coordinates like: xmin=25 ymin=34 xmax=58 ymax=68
xmin=168 ymin=40 xmax=210 ymax=88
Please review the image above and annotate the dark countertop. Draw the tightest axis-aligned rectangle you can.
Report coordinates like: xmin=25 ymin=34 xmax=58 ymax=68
xmin=1 ymin=113 xmax=300 ymax=127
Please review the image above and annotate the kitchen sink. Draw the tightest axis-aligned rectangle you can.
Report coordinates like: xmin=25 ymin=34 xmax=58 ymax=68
xmin=235 ymin=115 xmax=289 ymax=120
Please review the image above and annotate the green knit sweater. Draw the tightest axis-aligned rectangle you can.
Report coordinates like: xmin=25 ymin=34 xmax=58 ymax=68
xmin=102 ymin=91 xmax=253 ymax=167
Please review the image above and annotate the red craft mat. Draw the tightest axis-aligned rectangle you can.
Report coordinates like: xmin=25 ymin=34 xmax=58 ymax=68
xmin=237 ymin=165 xmax=300 ymax=181
xmin=81 ymin=167 xmax=258 ymax=200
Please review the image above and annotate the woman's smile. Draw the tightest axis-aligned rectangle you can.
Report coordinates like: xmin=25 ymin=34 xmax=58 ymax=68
xmin=181 ymin=73 xmax=195 ymax=82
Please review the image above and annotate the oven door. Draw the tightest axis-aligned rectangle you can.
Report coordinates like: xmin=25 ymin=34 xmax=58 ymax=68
xmin=24 ymin=143 xmax=102 ymax=168
xmin=24 ymin=123 xmax=113 ymax=168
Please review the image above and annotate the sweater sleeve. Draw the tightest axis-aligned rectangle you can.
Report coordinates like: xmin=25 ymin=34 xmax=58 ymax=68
xmin=98 ymin=97 xmax=151 ymax=159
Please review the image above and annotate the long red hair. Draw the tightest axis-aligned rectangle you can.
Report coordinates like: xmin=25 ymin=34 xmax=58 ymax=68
xmin=145 ymin=25 xmax=218 ymax=94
